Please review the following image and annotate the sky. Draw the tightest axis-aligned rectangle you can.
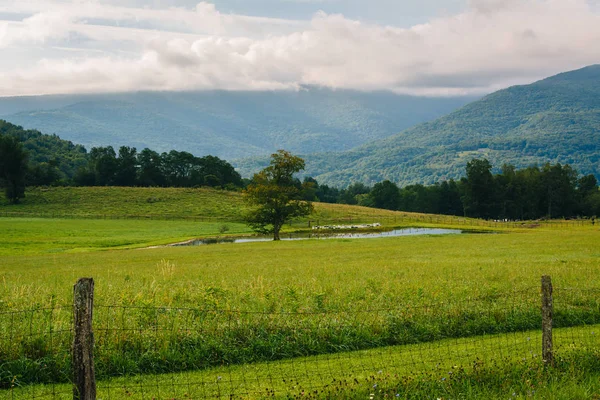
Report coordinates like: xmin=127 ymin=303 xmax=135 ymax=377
xmin=0 ymin=0 xmax=600 ymax=97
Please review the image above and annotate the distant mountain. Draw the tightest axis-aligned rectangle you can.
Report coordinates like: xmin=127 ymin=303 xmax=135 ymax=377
xmin=0 ymin=89 xmax=477 ymax=160
xmin=258 ymin=65 xmax=600 ymax=187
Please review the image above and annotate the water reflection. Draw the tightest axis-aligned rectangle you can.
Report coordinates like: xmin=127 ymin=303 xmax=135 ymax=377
xmin=171 ymin=228 xmax=463 ymax=247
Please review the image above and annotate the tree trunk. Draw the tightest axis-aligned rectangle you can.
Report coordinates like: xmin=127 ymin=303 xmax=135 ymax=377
xmin=273 ymin=224 xmax=281 ymax=241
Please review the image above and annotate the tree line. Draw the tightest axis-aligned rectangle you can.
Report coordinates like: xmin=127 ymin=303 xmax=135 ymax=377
xmin=72 ymin=146 xmax=242 ymax=189
xmin=1 ymin=121 xmax=599 ymax=220
xmin=1 ymin=120 xmax=244 ymax=203
xmin=303 ymin=159 xmax=600 ymax=219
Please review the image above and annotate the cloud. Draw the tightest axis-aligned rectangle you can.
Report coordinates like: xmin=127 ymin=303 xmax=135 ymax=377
xmin=0 ymin=1 xmax=304 ymax=38
xmin=1 ymin=0 xmax=600 ymax=96
xmin=0 ymin=11 xmax=75 ymax=47
xmin=468 ymin=0 xmax=521 ymax=14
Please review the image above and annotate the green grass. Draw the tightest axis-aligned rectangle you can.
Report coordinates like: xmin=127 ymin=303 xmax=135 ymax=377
xmin=2 ymin=324 xmax=598 ymax=399
xmin=1 ymin=227 xmax=599 ymax=310
xmin=0 ymin=225 xmax=600 ymax=311
xmin=0 ymin=187 xmax=249 ymax=220
xmin=1 ymin=186 xmax=599 ymax=396
xmin=1 ymin=226 xmax=599 ymax=387
xmin=0 ymin=218 xmax=252 ymax=255
xmin=2 ymin=186 xmax=576 ymax=231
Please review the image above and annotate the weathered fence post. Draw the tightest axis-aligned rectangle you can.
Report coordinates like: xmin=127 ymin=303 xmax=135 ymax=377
xmin=73 ymin=278 xmax=96 ymax=400
xmin=541 ymin=275 xmax=554 ymax=367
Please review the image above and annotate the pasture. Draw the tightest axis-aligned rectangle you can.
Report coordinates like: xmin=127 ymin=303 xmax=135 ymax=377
xmin=0 ymin=187 xmax=599 ymax=398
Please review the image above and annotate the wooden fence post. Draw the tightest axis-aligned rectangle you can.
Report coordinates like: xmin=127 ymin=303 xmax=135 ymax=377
xmin=541 ymin=275 xmax=554 ymax=367
xmin=73 ymin=278 xmax=96 ymax=400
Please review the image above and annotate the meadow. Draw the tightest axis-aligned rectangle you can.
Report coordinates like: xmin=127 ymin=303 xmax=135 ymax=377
xmin=0 ymin=187 xmax=599 ymax=398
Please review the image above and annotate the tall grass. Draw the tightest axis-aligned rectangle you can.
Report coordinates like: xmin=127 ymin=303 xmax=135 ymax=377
xmin=2 ymin=324 xmax=599 ymax=399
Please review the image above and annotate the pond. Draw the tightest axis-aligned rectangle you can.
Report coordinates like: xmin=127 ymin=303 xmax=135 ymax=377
xmin=168 ymin=228 xmax=463 ymax=247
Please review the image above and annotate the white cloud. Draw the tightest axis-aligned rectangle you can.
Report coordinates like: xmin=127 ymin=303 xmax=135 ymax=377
xmin=0 ymin=11 xmax=75 ymax=47
xmin=0 ymin=0 xmax=600 ymax=96
xmin=0 ymin=1 xmax=304 ymax=37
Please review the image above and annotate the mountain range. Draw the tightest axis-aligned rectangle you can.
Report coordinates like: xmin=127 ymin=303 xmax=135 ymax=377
xmin=0 ymin=89 xmax=476 ymax=160
xmin=2 ymin=65 xmax=600 ymax=188
xmin=238 ymin=65 xmax=600 ymax=186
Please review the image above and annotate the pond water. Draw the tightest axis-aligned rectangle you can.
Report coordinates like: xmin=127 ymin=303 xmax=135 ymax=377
xmin=170 ymin=228 xmax=463 ymax=247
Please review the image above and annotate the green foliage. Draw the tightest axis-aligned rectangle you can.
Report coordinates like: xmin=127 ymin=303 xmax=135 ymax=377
xmin=76 ymin=146 xmax=242 ymax=188
xmin=244 ymin=150 xmax=313 ymax=240
xmin=0 ymin=120 xmax=242 ymax=189
xmin=295 ymin=159 xmax=598 ymax=220
xmin=464 ymin=159 xmax=495 ymax=219
xmin=0 ymin=135 xmax=28 ymax=203
xmin=0 ymin=119 xmax=87 ymax=184
xmin=369 ymin=180 xmax=400 ymax=210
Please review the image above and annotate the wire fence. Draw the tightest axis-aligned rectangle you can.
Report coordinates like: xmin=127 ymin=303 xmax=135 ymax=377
xmin=1 ymin=210 xmax=595 ymax=231
xmin=1 ymin=279 xmax=599 ymax=399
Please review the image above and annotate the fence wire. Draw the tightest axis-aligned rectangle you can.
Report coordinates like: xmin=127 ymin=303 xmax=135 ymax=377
xmin=1 ymin=210 xmax=595 ymax=231
xmin=0 ymin=287 xmax=598 ymax=399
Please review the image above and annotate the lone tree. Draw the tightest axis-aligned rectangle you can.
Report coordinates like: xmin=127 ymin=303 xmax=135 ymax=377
xmin=244 ymin=150 xmax=313 ymax=241
xmin=0 ymin=135 xmax=28 ymax=204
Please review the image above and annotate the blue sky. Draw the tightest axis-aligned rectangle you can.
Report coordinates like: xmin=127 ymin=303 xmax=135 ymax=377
xmin=0 ymin=0 xmax=599 ymax=97
xmin=108 ymin=0 xmax=468 ymax=27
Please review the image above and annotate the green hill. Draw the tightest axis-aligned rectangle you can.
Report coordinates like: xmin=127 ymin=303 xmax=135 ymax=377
xmin=0 ymin=89 xmax=476 ymax=160
xmin=0 ymin=120 xmax=88 ymax=181
xmin=267 ymin=65 xmax=600 ymax=187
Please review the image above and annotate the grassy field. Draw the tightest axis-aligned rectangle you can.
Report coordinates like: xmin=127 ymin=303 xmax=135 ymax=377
xmin=0 ymin=186 xmax=560 ymax=230
xmin=2 ymin=324 xmax=599 ymax=399
xmin=0 ymin=187 xmax=599 ymax=398
xmin=0 ymin=186 xmax=512 ymax=257
xmin=0 ymin=187 xmax=248 ymax=220
xmin=1 ymin=225 xmax=599 ymax=309
xmin=0 ymin=218 xmax=254 ymax=255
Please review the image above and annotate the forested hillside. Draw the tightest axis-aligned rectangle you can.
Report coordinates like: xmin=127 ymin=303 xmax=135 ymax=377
xmin=0 ymin=120 xmax=242 ymax=191
xmin=0 ymin=120 xmax=87 ymax=184
xmin=1 ymin=89 xmax=476 ymax=160
xmin=242 ymin=65 xmax=600 ymax=187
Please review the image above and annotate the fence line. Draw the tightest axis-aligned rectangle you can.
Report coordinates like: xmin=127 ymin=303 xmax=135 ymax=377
xmin=1 ymin=277 xmax=599 ymax=399
xmin=1 ymin=210 xmax=594 ymax=232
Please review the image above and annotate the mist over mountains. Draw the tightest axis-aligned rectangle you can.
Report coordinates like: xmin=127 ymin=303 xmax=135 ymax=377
xmin=0 ymin=89 xmax=476 ymax=161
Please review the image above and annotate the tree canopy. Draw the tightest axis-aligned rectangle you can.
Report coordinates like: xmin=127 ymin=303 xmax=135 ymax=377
xmin=243 ymin=150 xmax=313 ymax=240
xmin=0 ymin=135 xmax=29 ymax=203
xmin=298 ymin=159 xmax=600 ymax=220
